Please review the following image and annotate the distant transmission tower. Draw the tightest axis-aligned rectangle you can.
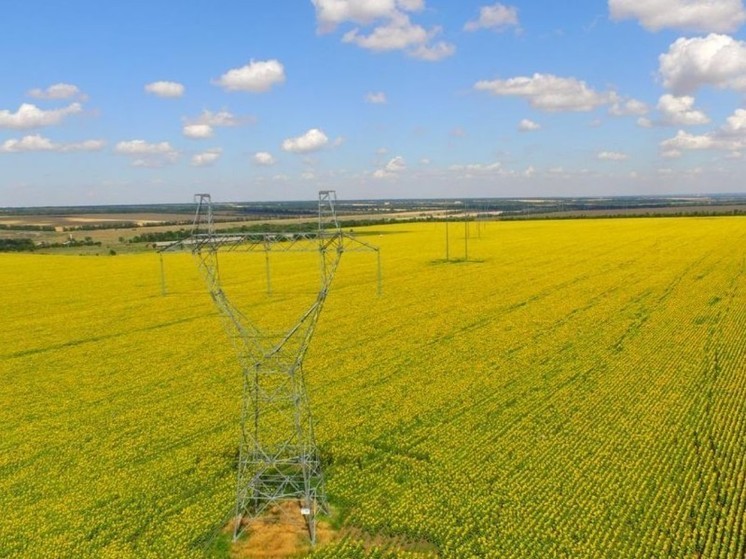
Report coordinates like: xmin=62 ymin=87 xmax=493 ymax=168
xmin=159 ymin=191 xmax=379 ymax=544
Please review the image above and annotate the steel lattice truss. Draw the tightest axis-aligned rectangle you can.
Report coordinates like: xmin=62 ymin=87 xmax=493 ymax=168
xmin=159 ymin=191 xmax=379 ymax=544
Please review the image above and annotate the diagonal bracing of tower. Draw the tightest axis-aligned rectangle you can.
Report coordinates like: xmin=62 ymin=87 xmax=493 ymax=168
xmin=159 ymin=191 xmax=380 ymax=545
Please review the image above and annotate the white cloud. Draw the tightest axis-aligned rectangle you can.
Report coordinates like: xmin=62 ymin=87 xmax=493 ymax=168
xmin=448 ymin=161 xmax=503 ymax=174
xmin=609 ymin=97 xmax=649 ymax=116
xmin=398 ymin=0 xmax=425 ymax=10
xmin=659 ymin=34 xmax=746 ymax=95
xmin=638 ymin=117 xmax=653 ymax=128
xmin=191 ymin=148 xmax=222 ymax=167
xmin=281 ymin=128 xmax=329 ymax=153
xmin=182 ymin=110 xmax=252 ymax=139
xmin=0 ymin=134 xmax=104 ymax=153
xmin=343 ymin=14 xmax=428 ymax=51
xmin=657 ymin=94 xmax=710 ymax=125
xmin=28 ymin=83 xmax=85 ymax=100
xmin=191 ymin=109 xmax=248 ymax=127
xmin=408 ymin=40 xmax=456 ymax=61
xmin=464 ymin=3 xmax=519 ymax=32
xmin=385 ymin=155 xmax=406 ymax=172
xmin=374 ymin=155 xmax=406 ymax=178
xmin=213 ymin=59 xmax=286 ymax=93
xmin=366 ymin=91 xmax=387 ymax=104
xmin=518 ymin=118 xmax=541 ymax=131
xmin=318 ymin=1 xmax=455 ymax=61
xmin=609 ymin=0 xmax=746 ymax=33
xmin=597 ymin=151 xmax=629 ymax=161
xmin=661 ymin=130 xmax=717 ymax=151
xmin=114 ymin=140 xmax=179 ymax=167
xmin=115 ymin=140 xmax=176 ymax=155
xmin=474 ymin=73 xmax=613 ymax=112
xmin=659 ymin=106 xmax=746 ymax=156
xmin=0 ymin=103 xmax=82 ymax=129
xmin=723 ymin=108 xmax=746 ymax=133
xmin=144 ymin=81 xmax=185 ymax=98
xmin=312 ymin=0 xmax=424 ymax=33
xmin=183 ymin=124 xmax=214 ymax=139
xmin=253 ymin=151 xmax=276 ymax=165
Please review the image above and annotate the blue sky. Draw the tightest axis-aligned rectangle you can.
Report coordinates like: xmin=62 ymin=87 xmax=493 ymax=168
xmin=2 ymin=0 xmax=746 ymax=206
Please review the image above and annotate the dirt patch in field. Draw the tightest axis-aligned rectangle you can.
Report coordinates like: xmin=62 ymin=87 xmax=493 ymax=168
xmin=228 ymin=502 xmax=337 ymax=558
xmin=225 ymin=502 xmax=439 ymax=558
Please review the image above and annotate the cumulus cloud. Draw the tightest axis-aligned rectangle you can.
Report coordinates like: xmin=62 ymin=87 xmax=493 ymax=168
xmin=0 ymin=134 xmax=104 ymax=153
xmin=366 ymin=91 xmax=387 ymax=104
xmin=183 ymin=124 xmax=214 ymax=139
xmin=315 ymin=1 xmax=455 ymax=61
xmin=609 ymin=97 xmax=649 ymax=116
xmin=374 ymin=155 xmax=406 ymax=178
xmin=398 ymin=0 xmax=425 ymax=10
xmin=385 ymin=155 xmax=406 ymax=172
xmin=464 ymin=3 xmax=519 ymax=32
xmin=115 ymin=140 xmax=176 ymax=156
xmin=213 ymin=59 xmax=286 ymax=93
xmin=657 ymin=94 xmax=710 ymax=125
xmin=343 ymin=15 xmax=428 ymax=51
xmin=448 ymin=161 xmax=503 ymax=174
xmin=192 ymin=109 xmax=248 ymax=127
xmin=312 ymin=0 xmax=424 ymax=33
xmin=661 ymin=130 xmax=718 ymax=151
xmin=474 ymin=73 xmax=613 ymax=112
xmin=637 ymin=117 xmax=653 ymax=128
xmin=597 ymin=151 xmax=629 ymax=161
xmin=114 ymin=140 xmax=179 ymax=167
xmin=518 ymin=118 xmax=541 ymax=131
xmin=281 ymin=128 xmax=329 ymax=153
xmin=408 ymin=40 xmax=456 ymax=61
xmin=253 ymin=151 xmax=276 ymax=165
xmin=0 ymin=103 xmax=82 ymax=129
xmin=659 ymin=34 xmax=746 ymax=95
xmin=723 ymin=107 xmax=746 ymax=133
xmin=28 ymin=83 xmax=85 ymax=100
xmin=659 ymin=107 xmax=746 ymax=156
xmin=144 ymin=81 xmax=185 ymax=98
xmin=343 ymin=18 xmax=455 ymax=61
xmin=182 ymin=110 xmax=252 ymax=139
xmin=191 ymin=148 xmax=222 ymax=167
xmin=609 ymin=0 xmax=746 ymax=33
xmin=661 ymin=148 xmax=682 ymax=158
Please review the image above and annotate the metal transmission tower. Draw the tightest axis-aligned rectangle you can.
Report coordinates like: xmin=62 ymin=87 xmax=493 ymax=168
xmin=159 ymin=191 xmax=380 ymax=545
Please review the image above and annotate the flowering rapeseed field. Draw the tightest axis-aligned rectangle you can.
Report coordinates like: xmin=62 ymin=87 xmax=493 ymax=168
xmin=1 ymin=218 xmax=745 ymax=558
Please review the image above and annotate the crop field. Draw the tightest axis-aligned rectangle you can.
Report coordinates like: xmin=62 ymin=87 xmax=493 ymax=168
xmin=1 ymin=217 xmax=745 ymax=558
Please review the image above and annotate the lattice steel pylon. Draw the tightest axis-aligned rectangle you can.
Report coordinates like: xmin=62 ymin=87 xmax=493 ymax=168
xmin=160 ymin=191 xmax=379 ymax=545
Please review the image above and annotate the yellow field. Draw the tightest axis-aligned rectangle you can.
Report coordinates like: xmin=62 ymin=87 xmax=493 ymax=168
xmin=1 ymin=218 xmax=745 ymax=558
